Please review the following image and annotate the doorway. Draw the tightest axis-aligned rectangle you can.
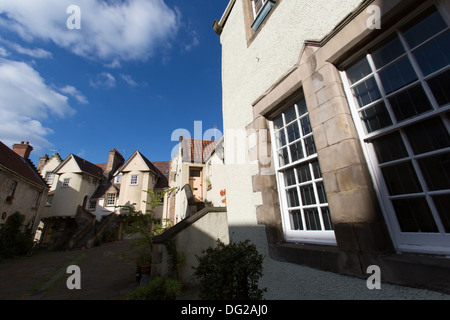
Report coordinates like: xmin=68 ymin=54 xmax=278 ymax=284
xmin=189 ymin=167 xmax=203 ymax=201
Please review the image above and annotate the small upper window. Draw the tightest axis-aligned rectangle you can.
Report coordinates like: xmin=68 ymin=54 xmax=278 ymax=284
xmin=130 ymin=175 xmax=138 ymax=185
xmin=62 ymin=178 xmax=70 ymax=187
xmin=46 ymin=172 xmax=54 ymax=186
xmin=251 ymin=0 xmax=276 ymax=30
xmin=115 ymin=173 xmax=123 ymax=184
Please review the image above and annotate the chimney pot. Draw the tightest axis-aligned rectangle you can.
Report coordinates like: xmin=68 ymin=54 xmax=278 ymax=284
xmin=13 ymin=141 xmax=33 ymax=159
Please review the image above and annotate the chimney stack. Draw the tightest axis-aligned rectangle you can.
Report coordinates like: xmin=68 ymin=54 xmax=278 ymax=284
xmin=13 ymin=141 xmax=33 ymax=159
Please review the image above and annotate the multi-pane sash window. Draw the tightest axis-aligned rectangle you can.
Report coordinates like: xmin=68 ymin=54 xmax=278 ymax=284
xmin=46 ymin=173 xmax=54 ymax=187
xmin=130 ymin=175 xmax=138 ymax=185
xmin=106 ymin=193 xmax=116 ymax=206
xmin=271 ymin=97 xmax=335 ymax=244
xmin=342 ymin=6 xmax=450 ymax=253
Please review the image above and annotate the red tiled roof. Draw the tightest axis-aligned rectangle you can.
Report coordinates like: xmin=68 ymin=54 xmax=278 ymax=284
xmin=184 ymin=139 xmax=216 ymax=163
xmin=0 ymin=141 xmax=48 ymax=189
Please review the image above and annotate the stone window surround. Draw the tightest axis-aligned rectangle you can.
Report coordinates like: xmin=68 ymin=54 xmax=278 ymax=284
xmin=248 ymin=0 xmax=450 ymax=293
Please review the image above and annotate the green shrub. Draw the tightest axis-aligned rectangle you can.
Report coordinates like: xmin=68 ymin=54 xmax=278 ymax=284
xmin=193 ymin=239 xmax=267 ymax=300
xmin=0 ymin=212 xmax=33 ymax=261
xmin=126 ymin=277 xmax=182 ymax=300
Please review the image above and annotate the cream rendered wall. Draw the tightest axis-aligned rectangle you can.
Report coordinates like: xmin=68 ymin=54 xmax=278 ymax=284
xmin=117 ymin=155 xmax=157 ymax=215
xmin=221 ymin=0 xmax=363 ymax=237
xmin=205 ymin=153 xmax=226 ymax=207
xmin=39 ymin=156 xmax=61 ymax=191
xmin=48 ymin=171 xmax=83 ymax=217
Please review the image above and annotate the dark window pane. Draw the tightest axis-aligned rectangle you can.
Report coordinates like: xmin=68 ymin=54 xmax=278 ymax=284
xmin=381 ymin=161 xmax=422 ymax=195
xmin=300 ymin=115 xmax=312 ymax=136
xmin=297 ymin=99 xmax=308 ymax=116
xmin=347 ymin=58 xmax=372 ymax=84
xmin=285 ymin=105 xmax=297 ymax=124
xmin=405 ymin=117 xmax=450 ymax=155
xmin=379 ymin=57 xmax=418 ymax=94
xmin=359 ymin=102 xmax=393 ymax=133
xmin=290 ymin=141 xmax=304 ymax=162
xmin=287 ymin=188 xmax=300 ymax=207
xmin=372 ymin=131 xmax=408 ymax=163
xmin=296 ymin=163 xmax=312 ymax=183
xmin=311 ymin=160 xmax=322 ymax=179
xmin=284 ymin=168 xmax=296 ymax=186
xmin=433 ymin=195 xmax=450 ymax=233
xmin=289 ymin=210 xmax=303 ymax=230
xmin=392 ymin=197 xmax=438 ymax=232
xmin=304 ymin=208 xmax=321 ymax=230
xmin=403 ymin=9 xmax=447 ymax=49
xmin=372 ymin=36 xmax=405 ymax=69
xmin=428 ymin=69 xmax=450 ymax=107
xmin=321 ymin=207 xmax=333 ymax=230
xmin=273 ymin=114 xmax=284 ymax=130
xmin=352 ymin=76 xmax=382 ymax=108
xmin=304 ymin=136 xmax=316 ymax=157
xmin=300 ymin=184 xmax=316 ymax=205
xmin=316 ymin=181 xmax=327 ymax=204
xmin=413 ymin=31 xmax=450 ymax=77
xmin=278 ymin=147 xmax=289 ymax=166
xmin=417 ymin=153 xmax=450 ymax=191
xmin=388 ymin=84 xmax=432 ymax=122
xmin=287 ymin=121 xmax=300 ymax=143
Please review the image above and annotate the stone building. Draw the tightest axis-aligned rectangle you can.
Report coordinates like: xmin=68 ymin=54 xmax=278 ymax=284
xmin=213 ymin=0 xmax=450 ymax=297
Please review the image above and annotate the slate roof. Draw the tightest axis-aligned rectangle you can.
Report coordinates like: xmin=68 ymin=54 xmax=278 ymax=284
xmin=0 ymin=141 xmax=48 ymax=189
xmin=54 ymin=154 xmax=105 ymax=179
xmin=153 ymin=161 xmax=170 ymax=189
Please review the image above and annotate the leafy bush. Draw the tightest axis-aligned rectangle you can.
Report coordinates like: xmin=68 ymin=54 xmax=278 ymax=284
xmin=0 ymin=212 xmax=34 ymax=261
xmin=193 ymin=239 xmax=267 ymax=300
xmin=126 ymin=277 xmax=182 ymax=300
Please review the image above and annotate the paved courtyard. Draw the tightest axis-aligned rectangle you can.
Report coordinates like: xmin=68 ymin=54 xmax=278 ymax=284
xmin=0 ymin=239 xmax=140 ymax=300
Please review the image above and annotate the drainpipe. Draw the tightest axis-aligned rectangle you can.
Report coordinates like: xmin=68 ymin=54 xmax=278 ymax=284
xmin=213 ymin=0 xmax=236 ymax=35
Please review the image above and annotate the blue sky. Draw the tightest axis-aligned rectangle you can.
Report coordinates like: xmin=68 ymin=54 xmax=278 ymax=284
xmin=0 ymin=0 xmax=228 ymax=165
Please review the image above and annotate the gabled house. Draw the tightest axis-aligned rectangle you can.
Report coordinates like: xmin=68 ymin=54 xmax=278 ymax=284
xmin=211 ymin=0 xmax=450 ymax=296
xmin=113 ymin=150 xmax=169 ymax=219
xmin=0 ymin=141 xmax=48 ymax=237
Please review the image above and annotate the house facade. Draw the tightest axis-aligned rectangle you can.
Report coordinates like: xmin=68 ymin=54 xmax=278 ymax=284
xmin=165 ymin=137 xmax=219 ymax=224
xmin=37 ymin=148 xmax=169 ymax=250
xmin=214 ymin=0 xmax=450 ymax=296
xmin=0 ymin=141 xmax=48 ymax=236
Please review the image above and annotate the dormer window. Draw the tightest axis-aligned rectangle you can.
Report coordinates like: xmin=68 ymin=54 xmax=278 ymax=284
xmin=251 ymin=0 xmax=276 ymax=30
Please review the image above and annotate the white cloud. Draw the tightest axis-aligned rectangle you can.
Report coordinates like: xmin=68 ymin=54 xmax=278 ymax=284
xmin=89 ymin=72 xmax=116 ymax=89
xmin=0 ymin=58 xmax=75 ymax=151
xmin=120 ymin=73 xmax=138 ymax=87
xmin=59 ymin=85 xmax=88 ymax=104
xmin=0 ymin=46 xmax=9 ymax=57
xmin=0 ymin=0 xmax=179 ymax=62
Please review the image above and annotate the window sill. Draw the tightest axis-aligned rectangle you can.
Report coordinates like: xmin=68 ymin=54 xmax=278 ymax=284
xmin=251 ymin=0 xmax=276 ymax=31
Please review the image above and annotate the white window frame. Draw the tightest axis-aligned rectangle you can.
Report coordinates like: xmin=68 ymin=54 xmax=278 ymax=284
xmin=46 ymin=172 xmax=54 ymax=186
xmin=340 ymin=3 xmax=450 ymax=254
xmin=130 ymin=174 xmax=138 ymax=185
xmin=62 ymin=178 xmax=70 ymax=187
xmin=89 ymin=200 xmax=96 ymax=211
xmin=106 ymin=193 xmax=116 ymax=207
xmin=251 ymin=0 xmax=268 ymax=19
xmin=115 ymin=173 xmax=123 ymax=184
xmin=270 ymin=96 xmax=336 ymax=245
